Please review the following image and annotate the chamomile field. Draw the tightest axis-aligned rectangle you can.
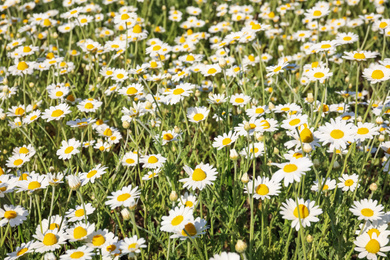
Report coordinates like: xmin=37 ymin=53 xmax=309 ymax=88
xmin=1 ymin=0 xmax=390 ymax=259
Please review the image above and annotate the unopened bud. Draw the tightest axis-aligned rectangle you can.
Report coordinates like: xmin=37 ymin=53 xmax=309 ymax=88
xmin=0 ymin=113 xmax=6 ymax=120
xmin=303 ymin=143 xmax=312 ymax=153
xmin=195 ymin=90 xmax=201 ymax=97
xmin=255 ymin=133 xmax=263 ymax=142
xmin=244 ymin=122 xmax=251 ymax=131
xmin=235 ymin=240 xmax=247 ymax=253
xmin=382 ymin=156 xmax=387 ymax=163
xmin=332 ymin=161 xmax=340 ymax=169
xmin=345 ymin=76 xmax=349 ymax=83
xmin=145 ymin=101 xmax=152 ymax=110
xmin=174 ymin=125 xmax=180 ymax=133
xmin=273 ymin=147 xmax=279 ymax=154
xmin=376 ymin=117 xmax=384 ymax=124
xmin=48 ymin=166 xmax=55 ymax=172
xmin=379 ymin=134 xmax=385 ymax=142
xmin=313 ymin=158 xmax=320 ymax=167
xmin=218 ymin=57 xmax=227 ymax=68
xmin=241 ymin=173 xmax=249 ymax=184
xmin=121 ymin=208 xmax=131 ymax=220
xmin=66 ymin=175 xmax=81 ymax=190
xmin=370 ymin=183 xmax=378 ymax=192
xmin=29 ymin=82 xmax=34 ymax=88
xmin=306 ymin=235 xmax=313 ymax=243
xmin=268 ymin=102 xmax=275 ymax=110
xmin=2 ymin=78 xmax=8 ymax=85
xmin=307 ymin=93 xmax=314 ymax=103
xmin=230 ymin=149 xmax=238 ymax=160
xmin=122 ymin=120 xmax=130 ymax=129
xmin=169 ymin=191 xmax=178 ymax=201
xmin=2 ymin=85 xmax=8 ymax=93
xmin=357 ymin=116 xmax=362 ymax=122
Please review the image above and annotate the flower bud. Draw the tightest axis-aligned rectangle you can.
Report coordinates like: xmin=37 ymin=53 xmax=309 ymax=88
xmin=122 ymin=120 xmax=130 ymax=129
xmin=218 ymin=57 xmax=227 ymax=68
xmin=241 ymin=173 xmax=249 ymax=184
xmin=29 ymin=82 xmax=34 ymax=88
xmin=2 ymin=85 xmax=8 ymax=93
xmin=357 ymin=116 xmax=362 ymax=122
xmin=48 ymin=166 xmax=55 ymax=172
xmin=379 ymin=134 xmax=385 ymax=142
xmin=174 ymin=126 xmax=180 ymax=133
xmin=313 ymin=159 xmax=320 ymax=167
xmin=145 ymin=101 xmax=153 ymax=110
xmin=307 ymin=93 xmax=314 ymax=103
xmin=370 ymin=183 xmax=378 ymax=192
xmin=244 ymin=122 xmax=251 ymax=131
xmin=235 ymin=240 xmax=247 ymax=253
xmin=268 ymin=102 xmax=275 ymax=110
xmin=382 ymin=156 xmax=387 ymax=163
xmin=2 ymin=78 xmax=8 ymax=85
xmin=195 ymin=90 xmax=201 ymax=97
xmin=376 ymin=117 xmax=384 ymax=124
xmin=273 ymin=147 xmax=279 ymax=154
xmin=121 ymin=208 xmax=131 ymax=220
xmin=255 ymin=133 xmax=263 ymax=142
xmin=278 ymin=45 xmax=284 ymax=51
xmin=169 ymin=191 xmax=178 ymax=202
xmin=332 ymin=161 xmax=340 ymax=169
xmin=230 ymin=149 xmax=238 ymax=160
xmin=303 ymin=143 xmax=312 ymax=153
xmin=306 ymin=234 xmax=313 ymax=243
xmin=66 ymin=174 xmax=81 ymax=190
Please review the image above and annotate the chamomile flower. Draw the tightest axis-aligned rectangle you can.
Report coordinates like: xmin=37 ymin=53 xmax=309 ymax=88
xmin=212 ymin=131 xmax=238 ymax=150
xmin=37 ymin=215 xmax=65 ymax=233
xmin=210 ymin=252 xmax=240 ymax=260
xmin=59 ymin=245 xmax=95 ymax=260
xmin=280 ymin=198 xmax=323 ymax=231
xmin=140 ymin=154 xmax=166 ymax=169
xmin=17 ymin=173 xmax=49 ymax=192
xmin=164 ymin=83 xmax=194 ymax=105
xmin=316 ymin=118 xmax=356 ymax=149
xmin=178 ymin=192 xmax=197 ymax=209
xmin=57 ymin=138 xmax=81 ymax=160
xmin=171 ymin=217 xmax=208 ymax=240
xmin=354 ymin=233 xmax=390 ymax=260
xmin=66 ymin=203 xmax=95 ymax=222
xmin=0 ymin=205 xmax=29 ymax=227
xmin=180 ymin=163 xmax=218 ymax=190
xmin=187 ymin=106 xmax=209 ymax=123
xmin=142 ymin=169 xmax=160 ymax=180
xmin=355 ymin=122 xmax=380 ymax=142
xmin=343 ymin=51 xmax=379 ymax=61
xmin=230 ymin=93 xmax=251 ymax=107
xmin=121 ymin=151 xmax=139 ymax=166
xmin=31 ymin=229 xmax=67 ymax=253
xmin=65 ymin=222 xmax=95 ymax=242
xmin=311 ymin=178 xmax=337 ymax=192
xmin=120 ymin=235 xmax=147 ymax=255
xmin=272 ymin=157 xmax=313 ymax=187
xmin=105 ymin=184 xmax=140 ymax=209
xmin=281 ymin=115 xmax=308 ymax=130
xmin=240 ymin=142 xmax=265 ymax=159
xmin=363 ymin=65 xmax=390 ymax=84
xmin=80 ymin=164 xmax=108 ymax=185
xmin=42 ymin=104 xmax=71 ymax=121
xmin=6 ymin=154 xmax=30 ymax=168
xmin=161 ymin=206 xmax=194 ymax=233
xmin=4 ymin=241 xmax=33 ymax=260
xmin=245 ymin=176 xmax=281 ymax=200
xmin=350 ymin=199 xmax=384 ymax=222
xmin=338 ymin=173 xmax=359 ymax=192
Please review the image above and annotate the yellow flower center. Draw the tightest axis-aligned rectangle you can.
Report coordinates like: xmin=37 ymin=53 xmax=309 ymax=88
xmin=15 ymin=107 xmax=25 ymax=115
xmin=70 ymin=251 xmax=85 ymax=259
xmin=51 ymin=109 xmax=64 ymax=117
xmin=361 ymin=208 xmax=374 ymax=217
xmin=163 ymin=133 xmax=173 ymax=140
xmin=235 ymin=98 xmax=244 ymax=103
xmin=173 ymin=88 xmax=184 ymax=95
xmin=357 ymin=127 xmax=369 ymax=135
xmin=4 ymin=210 xmax=17 ymax=219
xmin=43 ymin=233 xmax=58 ymax=246
xmin=193 ymin=113 xmax=204 ymax=122
xmin=148 ymin=156 xmax=158 ymax=164
xmin=367 ymin=228 xmax=380 ymax=239
xmin=330 ymin=129 xmax=344 ymax=139
xmin=103 ymin=128 xmax=113 ymax=137
xmin=92 ymin=234 xmax=106 ymax=246
xmin=171 ymin=215 xmax=184 ymax=226
xmin=371 ymin=70 xmax=384 ymax=80
xmin=207 ymin=68 xmax=217 ymax=74
xmin=313 ymin=10 xmax=322 ymax=16
xmin=192 ymin=168 xmax=206 ymax=181
xmin=256 ymin=184 xmax=269 ymax=195
xmin=314 ymin=72 xmax=325 ymax=78
xmin=117 ymin=193 xmax=131 ymax=201
xmin=65 ymin=146 xmax=74 ymax=154
xmin=289 ymin=118 xmax=300 ymax=126
xmin=73 ymin=226 xmax=87 ymax=239
xmin=222 ymin=138 xmax=231 ymax=146
xmin=23 ymin=46 xmax=32 ymax=53
xmin=84 ymin=102 xmax=94 ymax=109
xmin=126 ymin=158 xmax=135 ymax=164
xmin=16 ymin=248 xmax=28 ymax=256
xmin=121 ymin=13 xmax=130 ymax=20
xmin=107 ymin=244 xmax=116 ymax=252
xmin=49 ymin=223 xmax=59 ymax=230
xmin=321 ymin=44 xmax=331 ymax=49
xmin=283 ymin=164 xmax=298 ymax=173
xmin=293 ymin=204 xmax=309 ymax=218
xmin=345 ymin=179 xmax=354 ymax=186
xmin=186 ymin=55 xmax=195 ymax=61
xmin=181 ymin=223 xmax=197 ymax=236
xmin=87 ymin=170 xmax=97 ymax=178
xmin=300 ymin=128 xmax=314 ymax=143
xmin=185 ymin=201 xmax=193 ymax=207
xmin=19 ymin=147 xmax=29 ymax=154
xmin=17 ymin=61 xmax=29 ymax=71
xmin=343 ymin=36 xmax=352 ymax=41
xmin=75 ymin=209 xmax=84 ymax=217
xmin=353 ymin=53 xmax=366 ymax=59
xmin=28 ymin=181 xmax=41 ymax=190
xmin=365 ymin=239 xmax=380 ymax=254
